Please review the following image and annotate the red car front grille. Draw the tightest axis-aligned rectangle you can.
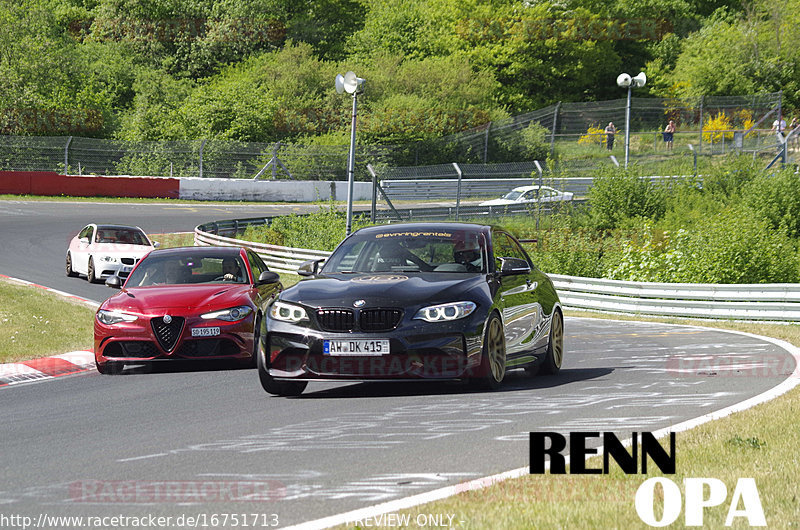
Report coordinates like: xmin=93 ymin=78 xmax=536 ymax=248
xmin=151 ymin=317 xmax=185 ymax=352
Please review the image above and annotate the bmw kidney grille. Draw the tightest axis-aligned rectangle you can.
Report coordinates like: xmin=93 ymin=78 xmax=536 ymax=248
xmin=315 ymin=308 xmax=402 ymax=332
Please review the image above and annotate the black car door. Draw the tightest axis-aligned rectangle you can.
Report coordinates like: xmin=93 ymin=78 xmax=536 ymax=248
xmin=492 ymin=231 xmax=544 ymax=366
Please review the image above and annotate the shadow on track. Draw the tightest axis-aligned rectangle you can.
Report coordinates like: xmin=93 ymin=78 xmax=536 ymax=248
xmin=292 ymin=367 xmax=614 ymax=399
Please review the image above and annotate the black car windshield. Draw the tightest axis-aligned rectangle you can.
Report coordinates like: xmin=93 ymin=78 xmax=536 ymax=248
xmin=321 ymin=229 xmax=486 ymax=274
xmin=126 ymin=254 xmax=248 ymax=286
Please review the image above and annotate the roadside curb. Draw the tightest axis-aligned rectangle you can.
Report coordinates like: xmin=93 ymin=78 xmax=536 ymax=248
xmin=0 ymin=350 xmax=95 ymax=387
xmin=0 ymin=274 xmax=100 ymax=387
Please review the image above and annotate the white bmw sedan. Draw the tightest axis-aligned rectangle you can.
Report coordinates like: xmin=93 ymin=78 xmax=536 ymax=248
xmin=479 ymin=185 xmax=574 ymax=206
xmin=66 ymin=224 xmax=158 ymax=283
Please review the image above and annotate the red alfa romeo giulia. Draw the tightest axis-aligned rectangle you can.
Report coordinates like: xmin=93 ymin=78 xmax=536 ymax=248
xmin=94 ymin=246 xmax=281 ymax=374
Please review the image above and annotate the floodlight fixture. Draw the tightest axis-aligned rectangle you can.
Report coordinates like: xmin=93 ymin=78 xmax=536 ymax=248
xmin=617 ymin=71 xmax=647 ymax=168
xmin=335 ymin=71 xmax=366 ymax=236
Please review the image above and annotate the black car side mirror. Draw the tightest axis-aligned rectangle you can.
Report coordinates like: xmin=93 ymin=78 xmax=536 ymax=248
xmin=498 ymin=257 xmax=531 ymax=276
xmin=297 ymin=258 xmax=324 ymax=277
xmin=256 ymin=271 xmax=281 ymax=286
xmin=105 ymin=275 xmax=123 ymax=288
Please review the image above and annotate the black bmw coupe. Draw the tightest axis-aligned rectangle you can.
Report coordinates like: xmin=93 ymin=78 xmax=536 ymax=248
xmin=258 ymin=222 xmax=563 ymax=396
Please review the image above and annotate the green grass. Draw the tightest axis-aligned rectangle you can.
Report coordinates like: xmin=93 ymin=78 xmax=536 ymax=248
xmin=334 ymin=312 xmax=800 ymax=529
xmin=0 ymin=277 xmax=95 ymax=363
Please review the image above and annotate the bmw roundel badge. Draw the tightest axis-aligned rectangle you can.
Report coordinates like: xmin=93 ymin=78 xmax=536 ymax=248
xmin=353 ymin=300 xmax=366 ymax=308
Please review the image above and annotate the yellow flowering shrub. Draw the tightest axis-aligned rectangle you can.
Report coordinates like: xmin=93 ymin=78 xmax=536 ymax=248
xmin=578 ymin=124 xmax=605 ymax=145
xmin=703 ymin=112 xmax=733 ymax=143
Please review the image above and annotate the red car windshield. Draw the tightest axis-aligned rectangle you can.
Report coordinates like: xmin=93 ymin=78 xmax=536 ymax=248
xmin=126 ymin=255 xmax=247 ymax=286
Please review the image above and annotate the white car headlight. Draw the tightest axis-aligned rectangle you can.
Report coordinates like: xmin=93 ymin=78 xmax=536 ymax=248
xmin=99 ymin=256 xmax=118 ymax=263
xmin=414 ymin=301 xmax=477 ymax=322
xmin=270 ymin=301 xmax=309 ymax=323
xmin=201 ymin=306 xmax=253 ymax=322
xmin=96 ymin=310 xmax=138 ymax=325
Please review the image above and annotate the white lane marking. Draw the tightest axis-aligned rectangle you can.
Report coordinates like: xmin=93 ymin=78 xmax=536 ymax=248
xmin=117 ymin=453 xmax=171 ymax=463
xmin=282 ymin=319 xmax=800 ymax=530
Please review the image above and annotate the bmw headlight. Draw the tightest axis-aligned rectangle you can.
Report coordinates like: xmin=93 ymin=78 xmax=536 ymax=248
xmin=201 ymin=306 xmax=253 ymax=322
xmin=96 ymin=310 xmax=139 ymax=325
xmin=414 ymin=301 xmax=477 ymax=322
xmin=269 ymin=301 xmax=309 ymax=323
xmin=99 ymin=256 xmax=118 ymax=263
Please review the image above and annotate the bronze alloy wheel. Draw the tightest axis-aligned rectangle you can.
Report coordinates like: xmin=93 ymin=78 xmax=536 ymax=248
xmin=540 ymin=310 xmax=563 ymax=375
xmin=66 ymin=252 xmax=77 ymax=277
xmin=87 ymin=257 xmax=97 ymax=283
xmin=487 ymin=316 xmax=506 ymax=383
xmin=472 ymin=313 xmax=506 ymax=390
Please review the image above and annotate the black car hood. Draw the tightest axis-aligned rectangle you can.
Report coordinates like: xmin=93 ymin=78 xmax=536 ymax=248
xmin=281 ymin=272 xmax=489 ymax=308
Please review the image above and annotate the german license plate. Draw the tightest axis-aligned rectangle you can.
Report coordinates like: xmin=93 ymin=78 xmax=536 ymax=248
xmin=323 ymin=339 xmax=390 ymax=356
xmin=192 ymin=327 xmax=220 ymax=337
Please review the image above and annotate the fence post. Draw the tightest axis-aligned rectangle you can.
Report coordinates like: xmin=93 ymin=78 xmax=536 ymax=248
xmin=64 ymin=136 xmax=73 ymax=174
xmin=199 ymin=139 xmax=207 ymax=178
xmin=453 ymin=162 xmax=463 ymax=221
xmin=698 ymin=95 xmax=704 ymax=155
xmin=550 ymin=102 xmax=561 ymax=159
xmin=368 ymin=163 xmax=377 ymax=224
xmin=483 ymin=123 xmax=491 ymax=163
xmin=533 ymin=160 xmax=544 ymax=230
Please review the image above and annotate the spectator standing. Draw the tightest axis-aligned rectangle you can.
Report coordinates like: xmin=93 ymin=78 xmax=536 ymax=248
xmin=663 ymin=120 xmax=676 ymax=150
xmin=772 ymin=114 xmax=787 ymax=134
xmin=604 ymin=122 xmax=616 ymax=151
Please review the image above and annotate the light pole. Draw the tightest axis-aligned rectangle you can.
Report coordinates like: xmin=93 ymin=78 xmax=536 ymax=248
xmin=335 ymin=71 xmax=365 ymax=237
xmin=616 ymin=72 xmax=646 ymax=168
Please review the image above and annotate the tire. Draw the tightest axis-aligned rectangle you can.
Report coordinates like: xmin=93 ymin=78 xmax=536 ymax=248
xmin=248 ymin=313 xmax=263 ymax=368
xmin=65 ymin=252 xmax=77 ymax=277
xmin=539 ymin=309 xmax=564 ymax=375
xmin=96 ymin=360 xmax=123 ymax=375
xmin=471 ymin=313 xmax=506 ymax=390
xmin=257 ymin=334 xmax=307 ymax=396
xmin=87 ymin=257 xmax=98 ymax=283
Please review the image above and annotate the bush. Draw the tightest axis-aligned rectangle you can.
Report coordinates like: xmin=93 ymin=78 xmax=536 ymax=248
xmin=610 ymin=207 xmax=800 ymax=283
xmin=743 ymin=168 xmax=800 ymax=239
xmin=241 ymin=202 xmax=371 ymax=251
xmin=587 ymin=167 xmax=667 ymax=230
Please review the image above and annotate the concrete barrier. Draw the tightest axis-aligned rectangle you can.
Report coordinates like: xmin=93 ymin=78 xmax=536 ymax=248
xmin=0 ymin=171 xmax=179 ymax=198
xmin=178 ymin=177 xmax=372 ymax=202
xmin=0 ymin=170 xmax=372 ymax=202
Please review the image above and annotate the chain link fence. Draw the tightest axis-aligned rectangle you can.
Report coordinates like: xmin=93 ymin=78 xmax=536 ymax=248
xmin=0 ymin=92 xmax=788 ymax=180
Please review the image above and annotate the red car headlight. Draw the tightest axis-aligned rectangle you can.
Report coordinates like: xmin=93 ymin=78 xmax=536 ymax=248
xmin=201 ymin=305 xmax=253 ymax=322
xmin=96 ymin=310 xmax=139 ymax=325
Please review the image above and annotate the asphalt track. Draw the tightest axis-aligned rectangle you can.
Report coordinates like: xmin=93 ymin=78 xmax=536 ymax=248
xmin=0 ymin=200 xmax=797 ymax=528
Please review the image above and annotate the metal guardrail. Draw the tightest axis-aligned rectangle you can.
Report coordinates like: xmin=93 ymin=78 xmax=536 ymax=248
xmin=194 ymin=221 xmax=800 ymax=321
xmin=194 ymin=219 xmax=331 ymax=273
xmin=551 ymin=275 xmax=800 ymax=321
